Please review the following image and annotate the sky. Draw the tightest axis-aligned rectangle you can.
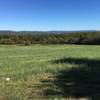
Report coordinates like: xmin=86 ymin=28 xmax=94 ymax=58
xmin=0 ymin=0 xmax=100 ymax=31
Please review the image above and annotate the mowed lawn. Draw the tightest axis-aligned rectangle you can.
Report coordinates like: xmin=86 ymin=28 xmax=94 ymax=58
xmin=0 ymin=45 xmax=100 ymax=99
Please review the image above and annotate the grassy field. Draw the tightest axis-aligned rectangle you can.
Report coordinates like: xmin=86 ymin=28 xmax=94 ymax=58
xmin=0 ymin=45 xmax=100 ymax=99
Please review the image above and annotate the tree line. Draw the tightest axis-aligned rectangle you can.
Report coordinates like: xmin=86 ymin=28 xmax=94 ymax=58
xmin=0 ymin=31 xmax=100 ymax=45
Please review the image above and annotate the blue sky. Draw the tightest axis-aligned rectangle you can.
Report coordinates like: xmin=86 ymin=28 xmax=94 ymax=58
xmin=0 ymin=0 xmax=100 ymax=31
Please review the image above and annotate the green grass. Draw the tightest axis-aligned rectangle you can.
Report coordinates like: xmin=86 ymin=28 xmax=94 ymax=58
xmin=0 ymin=44 xmax=100 ymax=99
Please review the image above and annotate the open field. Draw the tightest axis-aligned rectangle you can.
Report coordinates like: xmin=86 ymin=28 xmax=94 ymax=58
xmin=0 ymin=45 xmax=100 ymax=99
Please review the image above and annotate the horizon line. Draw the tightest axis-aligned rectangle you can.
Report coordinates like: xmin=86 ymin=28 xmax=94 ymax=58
xmin=0 ymin=29 xmax=99 ymax=32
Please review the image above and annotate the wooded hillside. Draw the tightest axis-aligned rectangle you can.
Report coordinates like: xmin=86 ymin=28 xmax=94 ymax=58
xmin=0 ymin=31 xmax=100 ymax=45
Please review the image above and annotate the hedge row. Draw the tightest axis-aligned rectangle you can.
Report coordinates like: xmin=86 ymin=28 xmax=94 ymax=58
xmin=0 ymin=31 xmax=100 ymax=45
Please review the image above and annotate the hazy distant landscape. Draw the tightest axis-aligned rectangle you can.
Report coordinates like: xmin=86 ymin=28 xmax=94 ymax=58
xmin=0 ymin=31 xmax=100 ymax=45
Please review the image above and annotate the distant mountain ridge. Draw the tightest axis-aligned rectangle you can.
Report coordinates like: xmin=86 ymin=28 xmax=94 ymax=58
xmin=0 ymin=30 xmax=98 ymax=35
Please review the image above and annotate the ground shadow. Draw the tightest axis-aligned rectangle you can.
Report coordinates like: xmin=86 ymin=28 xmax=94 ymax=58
xmin=41 ymin=57 xmax=100 ymax=99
